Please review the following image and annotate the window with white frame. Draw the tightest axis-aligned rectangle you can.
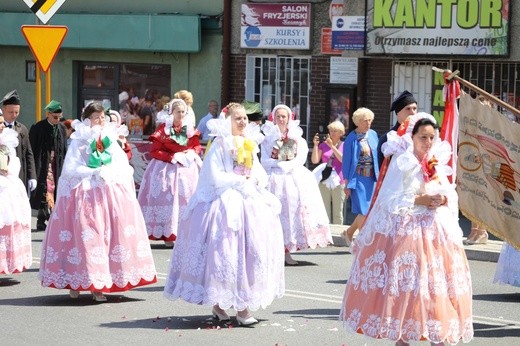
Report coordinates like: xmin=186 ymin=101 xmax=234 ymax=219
xmin=245 ymin=55 xmax=311 ymax=140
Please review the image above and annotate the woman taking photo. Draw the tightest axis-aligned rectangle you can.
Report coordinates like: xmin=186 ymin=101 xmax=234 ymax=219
xmin=311 ymin=120 xmax=346 ymax=225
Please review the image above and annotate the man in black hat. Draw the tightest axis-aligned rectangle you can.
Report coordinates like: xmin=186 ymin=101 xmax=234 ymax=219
xmin=29 ymin=100 xmax=68 ymax=230
xmin=1 ymin=89 xmax=36 ymax=193
xmin=376 ymin=90 xmax=418 ymax=167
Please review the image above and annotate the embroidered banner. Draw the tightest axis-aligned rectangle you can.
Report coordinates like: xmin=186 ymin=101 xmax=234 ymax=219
xmin=457 ymin=92 xmax=520 ymax=248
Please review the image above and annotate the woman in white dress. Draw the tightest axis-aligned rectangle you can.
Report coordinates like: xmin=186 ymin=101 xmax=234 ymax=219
xmin=494 ymin=242 xmax=520 ymax=287
xmin=137 ymin=99 xmax=202 ymax=246
xmin=0 ymin=116 xmax=32 ymax=274
xmin=261 ymin=104 xmax=332 ymax=265
xmin=163 ymin=103 xmax=285 ymax=325
xmin=39 ymin=102 xmax=157 ymax=301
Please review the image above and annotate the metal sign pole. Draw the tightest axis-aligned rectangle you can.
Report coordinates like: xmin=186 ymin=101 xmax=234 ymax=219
xmin=35 ymin=62 xmax=42 ymax=122
xmin=46 ymin=68 xmax=51 ymax=106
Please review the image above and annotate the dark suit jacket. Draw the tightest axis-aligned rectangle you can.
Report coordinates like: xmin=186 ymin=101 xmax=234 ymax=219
xmin=29 ymin=119 xmax=67 ymax=209
xmin=377 ymin=122 xmax=400 ymax=167
xmin=12 ymin=121 xmax=36 ymax=189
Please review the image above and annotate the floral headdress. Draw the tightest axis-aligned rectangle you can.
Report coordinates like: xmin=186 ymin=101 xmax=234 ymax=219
xmin=218 ymin=106 xmax=229 ymax=119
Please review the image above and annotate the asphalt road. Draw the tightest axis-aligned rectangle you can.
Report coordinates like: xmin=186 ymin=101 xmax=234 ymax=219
xmin=1 ymin=231 xmax=520 ymax=346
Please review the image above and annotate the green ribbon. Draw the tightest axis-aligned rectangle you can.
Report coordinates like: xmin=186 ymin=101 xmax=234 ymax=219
xmin=170 ymin=125 xmax=188 ymax=146
xmin=88 ymin=136 xmax=113 ymax=168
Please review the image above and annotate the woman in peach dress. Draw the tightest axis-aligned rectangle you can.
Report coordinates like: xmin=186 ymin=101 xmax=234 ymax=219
xmin=340 ymin=113 xmax=473 ymax=345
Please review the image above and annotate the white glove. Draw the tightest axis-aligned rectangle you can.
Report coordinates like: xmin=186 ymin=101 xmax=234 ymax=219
xmin=277 ymin=161 xmax=293 ymax=173
xmin=28 ymin=179 xmax=37 ymax=191
xmin=184 ymin=149 xmax=196 ymax=162
xmin=172 ymin=152 xmax=190 ymax=167
xmin=239 ymin=178 xmax=256 ymax=197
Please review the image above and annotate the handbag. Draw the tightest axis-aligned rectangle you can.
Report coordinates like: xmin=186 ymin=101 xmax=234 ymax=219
xmin=320 ymin=143 xmax=339 ymax=182
xmin=320 ymin=165 xmax=333 ymax=182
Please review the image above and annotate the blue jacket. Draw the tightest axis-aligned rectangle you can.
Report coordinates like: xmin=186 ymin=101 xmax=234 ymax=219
xmin=342 ymin=129 xmax=379 ymax=189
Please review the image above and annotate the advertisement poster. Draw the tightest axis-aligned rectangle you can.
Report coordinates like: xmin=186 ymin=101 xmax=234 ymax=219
xmin=241 ymin=3 xmax=311 ymax=50
xmin=331 ymin=16 xmax=365 ymax=50
xmin=321 ymin=28 xmax=342 ymax=55
xmin=330 ymin=57 xmax=358 ymax=84
xmin=366 ymin=0 xmax=510 ymax=56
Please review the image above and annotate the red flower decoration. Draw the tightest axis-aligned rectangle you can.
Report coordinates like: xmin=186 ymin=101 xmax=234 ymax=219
xmin=421 ymin=156 xmax=438 ymax=182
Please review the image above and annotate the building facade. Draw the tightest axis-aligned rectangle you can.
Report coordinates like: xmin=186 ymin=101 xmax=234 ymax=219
xmin=0 ymin=1 xmax=223 ymax=125
xmin=1 ymin=1 xmax=518 ymax=142
xmin=229 ymin=0 xmax=519 ymax=146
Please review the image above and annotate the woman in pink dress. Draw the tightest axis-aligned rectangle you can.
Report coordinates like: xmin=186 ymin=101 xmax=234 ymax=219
xmin=39 ymin=102 xmax=157 ymax=302
xmin=340 ymin=113 xmax=473 ymax=345
xmin=261 ymin=104 xmax=332 ymax=265
xmin=0 ymin=116 xmax=32 ymax=274
xmin=138 ymin=99 xmax=202 ymax=246
xmin=163 ymin=103 xmax=285 ymax=326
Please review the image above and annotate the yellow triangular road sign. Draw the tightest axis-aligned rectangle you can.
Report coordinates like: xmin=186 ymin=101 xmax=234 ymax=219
xmin=21 ymin=25 xmax=68 ymax=73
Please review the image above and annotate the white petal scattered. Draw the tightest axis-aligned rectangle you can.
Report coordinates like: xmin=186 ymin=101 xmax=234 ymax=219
xmin=271 ymin=323 xmax=281 ymax=327
xmin=284 ymin=328 xmax=296 ymax=332
xmin=328 ymin=327 xmax=339 ymax=331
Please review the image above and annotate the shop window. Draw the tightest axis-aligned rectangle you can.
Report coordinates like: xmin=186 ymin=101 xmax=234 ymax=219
xmin=82 ymin=64 xmax=115 ymax=89
xmin=78 ymin=62 xmax=171 ymax=131
xmin=455 ymin=61 xmax=520 ymax=119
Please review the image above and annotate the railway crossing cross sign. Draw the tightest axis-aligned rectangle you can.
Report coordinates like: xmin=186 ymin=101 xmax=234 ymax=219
xmin=23 ymin=0 xmax=67 ymax=24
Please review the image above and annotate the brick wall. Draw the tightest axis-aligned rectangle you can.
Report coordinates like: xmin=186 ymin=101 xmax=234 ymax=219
xmin=229 ymin=55 xmax=246 ymax=104
xmin=309 ymin=56 xmax=330 ymax=137
xmin=228 ymin=54 xmax=395 ymax=139
xmin=363 ymin=58 xmax=393 ymax=137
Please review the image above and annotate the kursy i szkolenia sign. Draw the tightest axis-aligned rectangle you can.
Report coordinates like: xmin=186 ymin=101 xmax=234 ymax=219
xmin=241 ymin=3 xmax=311 ymax=50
